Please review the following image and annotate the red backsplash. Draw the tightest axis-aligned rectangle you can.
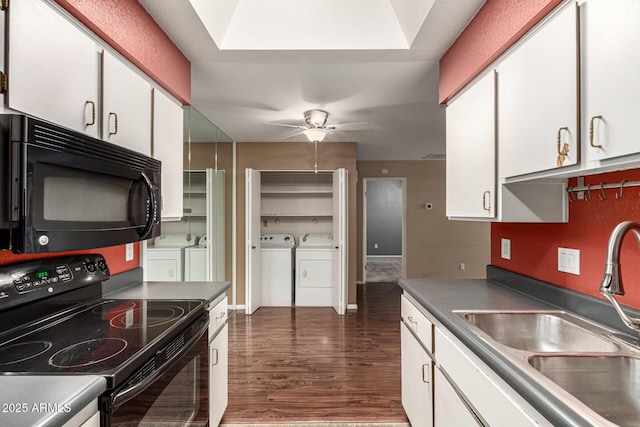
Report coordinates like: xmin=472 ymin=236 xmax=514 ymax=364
xmin=492 ymin=169 xmax=640 ymax=309
xmin=0 ymin=244 xmax=139 ymax=275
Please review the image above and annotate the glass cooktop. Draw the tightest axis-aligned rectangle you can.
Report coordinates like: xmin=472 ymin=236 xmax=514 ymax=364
xmin=0 ymin=299 xmax=206 ymax=378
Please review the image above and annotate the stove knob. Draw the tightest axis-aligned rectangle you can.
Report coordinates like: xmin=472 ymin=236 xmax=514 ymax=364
xmin=96 ymin=259 xmax=108 ymax=272
xmin=85 ymin=262 xmax=96 ymax=274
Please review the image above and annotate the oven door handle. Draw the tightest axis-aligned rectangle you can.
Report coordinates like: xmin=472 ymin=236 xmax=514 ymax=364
xmin=110 ymin=318 xmax=208 ymax=411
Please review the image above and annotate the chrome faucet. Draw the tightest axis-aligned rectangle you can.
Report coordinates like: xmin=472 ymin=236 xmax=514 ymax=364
xmin=600 ymin=221 xmax=640 ymax=332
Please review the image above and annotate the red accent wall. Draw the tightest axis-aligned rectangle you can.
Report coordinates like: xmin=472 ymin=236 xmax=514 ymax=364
xmin=439 ymin=0 xmax=561 ymax=104
xmin=492 ymin=170 xmax=640 ymax=309
xmin=0 ymin=1 xmax=189 ymax=273
xmin=54 ymin=0 xmax=191 ymax=104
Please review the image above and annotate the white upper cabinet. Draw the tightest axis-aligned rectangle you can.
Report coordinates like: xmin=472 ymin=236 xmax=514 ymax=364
xmin=498 ymin=3 xmax=579 ymax=178
xmin=152 ymin=89 xmax=183 ymax=220
xmin=583 ymin=0 xmax=640 ymax=165
xmin=101 ymin=50 xmax=152 ymax=155
xmin=446 ymin=71 xmax=496 ymax=219
xmin=6 ymin=0 xmax=99 ymax=137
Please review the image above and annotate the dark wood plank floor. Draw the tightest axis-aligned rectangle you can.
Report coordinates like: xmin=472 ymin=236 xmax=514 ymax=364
xmin=221 ymin=283 xmax=409 ymax=425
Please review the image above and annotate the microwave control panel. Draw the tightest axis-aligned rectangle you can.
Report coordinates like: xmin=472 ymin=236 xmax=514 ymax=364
xmin=0 ymin=254 xmax=110 ymax=310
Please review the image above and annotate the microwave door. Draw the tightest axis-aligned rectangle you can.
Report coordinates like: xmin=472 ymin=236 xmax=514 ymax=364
xmin=17 ymin=143 xmax=160 ymax=253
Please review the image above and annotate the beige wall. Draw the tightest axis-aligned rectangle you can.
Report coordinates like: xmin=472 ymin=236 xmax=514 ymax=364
xmin=357 ymin=160 xmax=490 ymax=280
xmin=236 ymin=141 xmax=358 ymax=306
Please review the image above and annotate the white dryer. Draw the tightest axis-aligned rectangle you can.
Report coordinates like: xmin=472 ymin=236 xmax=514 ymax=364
xmin=261 ymin=234 xmax=296 ymax=306
xmin=145 ymin=233 xmax=196 ymax=281
xmin=184 ymin=235 xmax=207 ymax=281
xmin=295 ymin=233 xmax=333 ymax=307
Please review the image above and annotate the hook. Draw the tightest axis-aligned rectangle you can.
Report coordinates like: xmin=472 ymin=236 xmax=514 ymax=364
xmin=567 ymin=186 xmax=577 ymax=203
xmin=616 ymin=180 xmax=626 ymax=200
xmin=585 ymin=184 xmax=592 ymax=201
xmin=598 ymin=182 xmax=607 ymax=201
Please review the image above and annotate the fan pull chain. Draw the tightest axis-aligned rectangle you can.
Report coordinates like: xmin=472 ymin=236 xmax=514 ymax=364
xmin=314 ymin=140 xmax=318 ymax=173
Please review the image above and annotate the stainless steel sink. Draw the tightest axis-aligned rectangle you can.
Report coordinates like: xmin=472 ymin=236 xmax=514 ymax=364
xmin=529 ymin=355 xmax=640 ymax=426
xmin=458 ymin=311 xmax=620 ymax=352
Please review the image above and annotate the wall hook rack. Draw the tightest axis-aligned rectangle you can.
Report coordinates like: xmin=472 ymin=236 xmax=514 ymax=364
xmin=567 ymin=179 xmax=640 ymax=202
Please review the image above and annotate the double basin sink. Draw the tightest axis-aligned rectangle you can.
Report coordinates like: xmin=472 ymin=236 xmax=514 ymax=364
xmin=454 ymin=310 xmax=640 ymax=426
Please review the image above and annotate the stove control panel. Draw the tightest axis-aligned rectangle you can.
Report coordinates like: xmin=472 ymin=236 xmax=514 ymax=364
xmin=0 ymin=254 xmax=110 ymax=310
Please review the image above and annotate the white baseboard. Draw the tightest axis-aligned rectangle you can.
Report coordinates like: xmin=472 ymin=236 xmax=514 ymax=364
xmin=347 ymin=304 xmax=358 ymax=311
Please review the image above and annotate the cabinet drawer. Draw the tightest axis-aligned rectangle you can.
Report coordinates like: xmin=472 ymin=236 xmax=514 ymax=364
xmin=208 ymin=296 xmax=228 ymax=339
xmin=401 ymin=294 xmax=433 ymax=353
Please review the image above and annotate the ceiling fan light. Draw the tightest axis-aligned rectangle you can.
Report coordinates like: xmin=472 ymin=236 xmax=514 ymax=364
xmin=303 ymin=128 xmax=328 ymax=142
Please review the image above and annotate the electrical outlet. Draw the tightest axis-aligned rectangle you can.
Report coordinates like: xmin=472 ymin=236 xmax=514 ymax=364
xmin=374 ymin=243 xmax=379 ymax=249
xmin=501 ymin=239 xmax=511 ymax=260
xmin=125 ymin=243 xmax=134 ymax=261
xmin=558 ymin=247 xmax=580 ymax=275
xmin=459 ymin=263 xmax=465 ymax=270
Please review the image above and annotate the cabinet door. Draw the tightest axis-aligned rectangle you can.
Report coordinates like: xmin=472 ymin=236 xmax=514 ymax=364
xmin=245 ymin=168 xmax=262 ymax=314
xmin=584 ymin=0 xmax=640 ymax=164
xmin=434 ymin=366 xmax=482 ymax=427
xmin=102 ymin=50 xmax=152 ymax=155
xmin=7 ymin=0 xmax=99 ymax=137
xmin=210 ymin=324 xmax=228 ymax=427
xmin=498 ymin=3 xmax=579 ymax=178
xmin=153 ymin=89 xmax=184 ymax=220
xmin=332 ymin=168 xmax=348 ymax=315
xmin=446 ymin=71 xmax=496 ymax=218
xmin=401 ymin=321 xmax=433 ymax=427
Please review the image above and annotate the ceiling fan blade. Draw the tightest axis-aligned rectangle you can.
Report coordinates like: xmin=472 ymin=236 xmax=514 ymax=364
xmin=263 ymin=122 xmax=306 ymax=129
xmin=327 ymin=122 xmax=370 ymax=131
xmin=282 ymin=130 xmax=305 ymax=140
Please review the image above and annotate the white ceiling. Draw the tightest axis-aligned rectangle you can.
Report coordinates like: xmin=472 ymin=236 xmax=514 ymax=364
xmin=139 ymin=0 xmax=485 ymax=160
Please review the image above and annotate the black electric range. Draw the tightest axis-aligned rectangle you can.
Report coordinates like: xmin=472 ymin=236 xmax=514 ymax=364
xmin=0 ymin=255 xmax=208 ymax=390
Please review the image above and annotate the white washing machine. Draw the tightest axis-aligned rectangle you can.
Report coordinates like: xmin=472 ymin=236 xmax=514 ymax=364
xmin=261 ymin=234 xmax=296 ymax=306
xmin=295 ymin=233 xmax=333 ymax=307
xmin=184 ymin=235 xmax=207 ymax=281
xmin=145 ymin=233 xmax=196 ymax=281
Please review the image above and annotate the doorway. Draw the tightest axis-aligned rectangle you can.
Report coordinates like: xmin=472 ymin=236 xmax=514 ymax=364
xmin=363 ymin=178 xmax=406 ymax=283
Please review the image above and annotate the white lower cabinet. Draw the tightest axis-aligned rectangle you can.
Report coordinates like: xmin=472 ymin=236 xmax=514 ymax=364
xmin=208 ymin=296 xmax=228 ymax=426
xmin=401 ymin=322 xmax=433 ymax=427
xmin=210 ymin=324 xmax=228 ymax=426
xmin=400 ymin=293 xmax=551 ymax=427
xmin=434 ymin=327 xmax=551 ymax=427
xmin=433 ymin=366 xmax=481 ymax=427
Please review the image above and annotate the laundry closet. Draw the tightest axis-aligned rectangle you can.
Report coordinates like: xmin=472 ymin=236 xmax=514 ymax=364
xmin=245 ymin=168 xmax=348 ymax=315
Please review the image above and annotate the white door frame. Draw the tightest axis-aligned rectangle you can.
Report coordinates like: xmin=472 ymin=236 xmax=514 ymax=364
xmin=362 ymin=177 xmax=407 ymax=283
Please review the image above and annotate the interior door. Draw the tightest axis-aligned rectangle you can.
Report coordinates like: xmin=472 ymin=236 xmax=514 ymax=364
xmin=245 ymin=168 xmax=262 ymax=314
xmin=332 ymin=168 xmax=348 ymax=315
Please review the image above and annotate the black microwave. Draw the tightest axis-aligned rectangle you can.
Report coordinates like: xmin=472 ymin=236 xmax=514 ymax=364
xmin=0 ymin=114 xmax=161 ymax=253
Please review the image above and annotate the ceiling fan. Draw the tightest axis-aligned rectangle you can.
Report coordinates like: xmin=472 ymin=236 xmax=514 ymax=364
xmin=263 ymin=109 xmax=370 ymax=142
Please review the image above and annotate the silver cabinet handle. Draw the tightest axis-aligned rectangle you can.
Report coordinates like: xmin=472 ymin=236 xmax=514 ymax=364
xmin=590 ymin=115 xmax=603 ymax=148
xmin=482 ymin=191 xmax=491 ymax=212
xmin=211 ymin=348 xmax=219 ymax=366
xmin=85 ymin=100 xmax=96 ymax=126
xmin=108 ymin=112 xmax=118 ymax=136
xmin=422 ymin=363 xmax=431 ymax=384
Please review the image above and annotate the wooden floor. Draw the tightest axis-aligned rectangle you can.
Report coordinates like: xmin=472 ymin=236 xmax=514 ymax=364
xmin=221 ymin=283 xmax=409 ymax=425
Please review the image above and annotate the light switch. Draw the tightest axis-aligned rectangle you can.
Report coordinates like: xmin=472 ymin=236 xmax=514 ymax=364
xmin=558 ymin=247 xmax=580 ymax=275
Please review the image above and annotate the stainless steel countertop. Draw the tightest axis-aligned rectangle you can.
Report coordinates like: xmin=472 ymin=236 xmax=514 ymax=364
xmin=0 ymin=375 xmax=106 ymax=427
